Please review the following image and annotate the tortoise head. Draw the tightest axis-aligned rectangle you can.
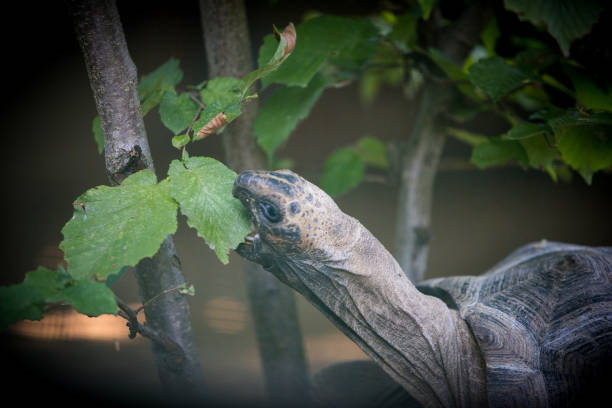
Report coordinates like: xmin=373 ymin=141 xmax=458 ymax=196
xmin=232 ymin=170 xmax=358 ymax=267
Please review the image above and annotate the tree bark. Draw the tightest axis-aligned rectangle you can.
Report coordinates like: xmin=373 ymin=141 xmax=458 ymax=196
xmin=394 ymin=86 xmax=447 ymax=283
xmin=67 ymin=0 xmax=206 ymax=401
xmin=199 ymin=1 xmax=310 ymax=406
xmin=394 ymin=2 xmax=492 ymax=282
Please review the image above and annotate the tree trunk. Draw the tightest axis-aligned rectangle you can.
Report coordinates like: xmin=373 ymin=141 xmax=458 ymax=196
xmin=67 ymin=0 xmax=206 ymax=401
xmin=394 ymin=2 xmax=492 ymax=282
xmin=199 ymin=1 xmax=310 ymax=406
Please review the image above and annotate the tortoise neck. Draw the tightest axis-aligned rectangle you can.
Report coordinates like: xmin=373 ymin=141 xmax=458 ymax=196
xmin=277 ymin=221 xmax=486 ymax=408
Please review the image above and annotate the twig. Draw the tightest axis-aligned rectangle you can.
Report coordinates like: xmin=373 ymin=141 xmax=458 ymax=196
xmin=189 ymin=92 xmax=205 ymax=109
xmin=135 ymin=283 xmax=189 ymax=314
xmin=186 ymin=93 xmax=205 ymax=137
xmin=115 ymin=296 xmax=185 ymax=359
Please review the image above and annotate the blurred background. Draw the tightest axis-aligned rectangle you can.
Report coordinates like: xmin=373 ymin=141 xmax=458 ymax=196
xmin=1 ymin=1 xmax=610 ymax=406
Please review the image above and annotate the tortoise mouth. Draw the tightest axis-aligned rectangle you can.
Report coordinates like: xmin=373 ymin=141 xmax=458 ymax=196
xmin=232 ymin=183 xmax=269 ymax=255
xmin=232 ymin=172 xmax=289 ymax=265
xmin=232 ymin=187 xmax=257 ymax=241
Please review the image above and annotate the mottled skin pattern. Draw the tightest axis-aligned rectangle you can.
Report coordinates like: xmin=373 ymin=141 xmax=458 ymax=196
xmin=234 ymin=169 xmax=347 ymax=261
xmin=233 ymin=170 xmax=612 ymax=408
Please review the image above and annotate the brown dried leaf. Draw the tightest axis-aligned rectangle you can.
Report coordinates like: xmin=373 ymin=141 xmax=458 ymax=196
xmin=275 ymin=23 xmax=296 ymax=57
xmin=196 ymin=112 xmax=228 ymax=139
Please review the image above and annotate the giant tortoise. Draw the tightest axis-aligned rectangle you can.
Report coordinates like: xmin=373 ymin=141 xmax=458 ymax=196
xmin=232 ymin=169 xmax=612 ymax=408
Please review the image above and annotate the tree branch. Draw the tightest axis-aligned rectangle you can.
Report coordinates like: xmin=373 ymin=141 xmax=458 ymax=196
xmin=116 ymin=297 xmax=184 ymax=359
xmin=67 ymin=0 xmax=206 ymax=400
xmin=199 ymin=1 xmax=311 ymax=405
xmin=393 ymin=1 xmax=493 ymax=282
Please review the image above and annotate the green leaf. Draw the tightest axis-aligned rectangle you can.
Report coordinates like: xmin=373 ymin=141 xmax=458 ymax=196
xmin=565 ymin=66 xmax=612 ymax=112
xmin=321 ymin=148 xmax=366 ymax=197
xmin=255 ymin=75 xmax=327 ymax=159
xmin=159 ymin=90 xmax=199 ymax=134
xmin=138 ymin=58 xmax=183 ymax=115
xmin=23 ymin=266 xmax=69 ymax=302
xmin=468 ymin=56 xmax=529 ymax=101
xmin=418 ymin=0 xmax=438 ymax=20
xmin=519 ymin=134 xmax=559 ymax=177
xmin=258 ymin=16 xmax=378 ymax=88
xmin=92 ymin=116 xmax=104 ymax=154
xmin=243 ymin=23 xmax=297 ymax=93
xmin=481 ymin=17 xmax=500 ymax=56
xmin=0 ymin=266 xmax=72 ymax=331
xmin=356 ymin=137 xmax=388 ymax=168
xmin=462 ymin=45 xmax=489 ymax=73
xmin=168 ymin=157 xmax=251 ymax=264
xmin=178 ymin=283 xmax=195 ymax=296
xmin=548 ymin=110 xmax=612 ymax=135
xmin=62 ymin=279 xmax=117 ymax=316
xmin=470 ymin=138 xmax=528 ymax=169
xmin=504 ymin=0 xmax=603 ymax=56
xmin=172 ymin=134 xmax=191 ymax=149
xmin=0 ymin=284 xmax=45 ymax=330
xmin=506 ymin=121 xmax=551 ymax=140
xmin=513 ymin=47 xmax=558 ymax=75
xmin=0 ymin=266 xmax=118 ymax=331
xmin=200 ymin=77 xmax=244 ymax=105
xmin=389 ymin=12 xmax=419 ymax=51
xmin=105 ymin=266 xmax=129 ymax=288
xmin=552 ymin=114 xmax=612 ymax=184
xmin=60 ymin=170 xmax=178 ymax=280
xmin=138 ymin=58 xmax=183 ymax=98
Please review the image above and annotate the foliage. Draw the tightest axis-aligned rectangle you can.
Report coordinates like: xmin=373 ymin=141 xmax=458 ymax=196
xmin=60 ymin=171 xmax=178 ymax=280
xmin=168 ymin=156 xmax=251 ymax=264
xmin=0 ymin=266 xmax=116 ymax=331
xmin=504 ymin=0 xmax=603 ymax=56
xmin=251 ymin=1 xmax=610 ymax=196
xmin=255 ymin=74 xmax=327 ymax=159
xmin=1 ymin=24 xmax=295 ymax=331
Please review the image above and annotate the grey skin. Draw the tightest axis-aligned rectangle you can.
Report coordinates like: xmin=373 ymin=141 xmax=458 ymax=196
xmin=233 ymin=169 xmax=612 ymax=408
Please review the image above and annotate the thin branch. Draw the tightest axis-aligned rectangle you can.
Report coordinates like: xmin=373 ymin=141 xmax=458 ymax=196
xmin=189 ymin=92 xmax=206 ymax=109
xmin=186 ymin=104 xmax=204 ymax=137
xmin=116 ymin=297 xmax=185 ymax=358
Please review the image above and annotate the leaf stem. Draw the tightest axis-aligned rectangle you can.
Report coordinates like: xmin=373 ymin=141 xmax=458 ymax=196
xmin=135 ymin=283 xmax=189 ymax=314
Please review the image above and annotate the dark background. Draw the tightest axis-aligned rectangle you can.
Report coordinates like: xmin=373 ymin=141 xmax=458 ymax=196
xmin=1 ymin=1 xmax=610 ymax=406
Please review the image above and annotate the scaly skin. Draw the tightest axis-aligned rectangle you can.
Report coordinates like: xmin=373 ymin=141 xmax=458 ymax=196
xmin=233 ymin=170 xmax=486 ymax=408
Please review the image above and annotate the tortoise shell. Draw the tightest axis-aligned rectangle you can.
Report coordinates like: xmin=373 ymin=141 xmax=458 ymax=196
xmin=421 ymin=242 xmax=612 ymax=407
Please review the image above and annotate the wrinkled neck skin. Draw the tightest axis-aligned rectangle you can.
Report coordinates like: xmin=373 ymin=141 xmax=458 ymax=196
xmin=261 ymin=214 xmax=486 ymax=408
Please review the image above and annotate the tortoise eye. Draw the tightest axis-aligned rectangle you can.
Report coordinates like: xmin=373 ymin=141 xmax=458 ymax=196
xmin=259 ymin=202 xmax=282 ymax=223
